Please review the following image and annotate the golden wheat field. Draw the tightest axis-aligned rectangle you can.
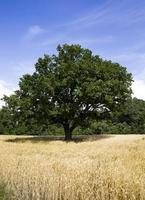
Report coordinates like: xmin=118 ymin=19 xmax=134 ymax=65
xmin=0 ymin=135 xmax=145 ymax=200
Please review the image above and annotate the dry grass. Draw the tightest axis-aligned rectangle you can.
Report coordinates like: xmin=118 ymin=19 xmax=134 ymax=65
xmin=0 ymin=135 xmax=144 ymax=200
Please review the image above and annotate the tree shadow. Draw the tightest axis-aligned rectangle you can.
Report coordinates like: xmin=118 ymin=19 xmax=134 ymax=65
xmin=4 ymin=135 xmax=113 ymax=143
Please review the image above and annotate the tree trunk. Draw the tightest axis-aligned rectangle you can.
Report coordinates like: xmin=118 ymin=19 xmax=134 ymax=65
xmin=64 ymin=124 xmax=72 ymax=141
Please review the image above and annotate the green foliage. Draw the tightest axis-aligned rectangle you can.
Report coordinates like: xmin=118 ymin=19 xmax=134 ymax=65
xmin=112 ymin=98 xmax=145 ymax=134
xmin=1 ymin=98 xmax=145 ymax=135
xmin=1 ymin=44 xmax=133 ymax=139
xmin=0 ymin=107 xmax=14 ymax=134
xmin=77 ymin=97 xmax=145 ymax=135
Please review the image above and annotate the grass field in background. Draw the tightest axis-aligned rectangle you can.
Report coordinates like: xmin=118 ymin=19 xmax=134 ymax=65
xmin=0 ymin=135 xmax=144 ymax=200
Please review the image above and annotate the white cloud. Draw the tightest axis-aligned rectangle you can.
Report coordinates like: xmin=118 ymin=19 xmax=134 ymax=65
xmin=24 ymin=25 xmax=44 ymax=40
xmin=0 ymin=80 xmax=16 ymax=108
xmin=132 ymin=79 xmax=145 ymax=100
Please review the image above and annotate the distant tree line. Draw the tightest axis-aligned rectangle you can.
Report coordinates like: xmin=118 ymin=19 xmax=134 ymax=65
xmin=0 ymin=44 xmax=145 ymax=139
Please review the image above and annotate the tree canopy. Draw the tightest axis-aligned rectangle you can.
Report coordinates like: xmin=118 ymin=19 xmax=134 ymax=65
xmin=2 ymin=44 xmax=133 ymax=140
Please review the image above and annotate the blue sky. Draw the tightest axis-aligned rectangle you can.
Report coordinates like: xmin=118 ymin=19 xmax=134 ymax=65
xmin=0 ymin=0 xmax=145 ymax=106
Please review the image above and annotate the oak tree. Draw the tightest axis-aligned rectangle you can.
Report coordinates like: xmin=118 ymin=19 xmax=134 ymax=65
xmin=4 ymin=44 xmax=133 ymax=140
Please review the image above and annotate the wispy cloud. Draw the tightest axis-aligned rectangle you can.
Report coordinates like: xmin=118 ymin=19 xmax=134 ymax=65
xmin=23 ymin=25 xmax=44 ymax=40
xmin=52 ymin=0 xmax=145 ymax=31
xmin=29 ymin=1 xmax=114 ymax=47
xmin=46 ymin=0 xmax=113 ymax=33
xmin=37 ymin=0 xmax=145 ymax=50
xmin=58 ymin=1 xmax=112 ymax=29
